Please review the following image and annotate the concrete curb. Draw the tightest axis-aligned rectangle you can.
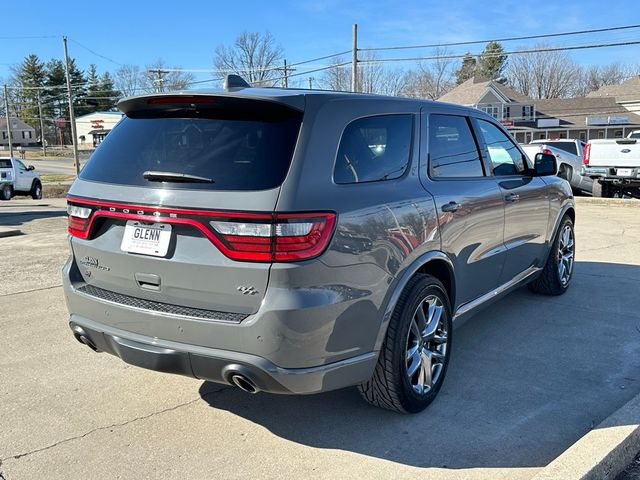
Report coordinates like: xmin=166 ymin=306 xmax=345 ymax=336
xmin=575 ymin=197 xmax=639 ymax=207
xmin=532 ymin=393 xmax=640 ymax=480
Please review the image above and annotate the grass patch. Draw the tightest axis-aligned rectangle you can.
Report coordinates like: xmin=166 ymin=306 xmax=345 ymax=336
xmin=40 ymin=173 xmax=75 ymax=183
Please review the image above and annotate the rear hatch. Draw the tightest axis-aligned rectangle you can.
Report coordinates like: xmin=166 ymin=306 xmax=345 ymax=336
xmin=587 ymin=139 xmax=640 ymax=168
xmin=67 ymin=93 xmax=307 ymax=316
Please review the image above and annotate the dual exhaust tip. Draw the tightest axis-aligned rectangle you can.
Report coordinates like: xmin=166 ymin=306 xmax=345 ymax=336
xmin=71 ymin=325 xmax=99 ymax=352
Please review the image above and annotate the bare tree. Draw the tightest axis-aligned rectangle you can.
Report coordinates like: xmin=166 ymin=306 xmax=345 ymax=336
xmin=214 ymin=31 xmax=284 ymax=86
xmin=320 ymin=56 xmax=351 ymax=91
xmin=114 ymin=64 xmax=143 ymax=97
xmin=401 ymin=48 xmax=455 ymax=99
xmin=142 ymin=59 xmax=195 ymax=93
xmin=574 ymin=63 xmax=629 ymax=96
xmin=507 ymin=44 xmax=581 ymax=99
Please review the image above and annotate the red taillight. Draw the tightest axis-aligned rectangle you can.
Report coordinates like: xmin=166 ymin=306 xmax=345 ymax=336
xmin=210 ymin=213 xmax=336 ymax=262
xmin=583 ymin=143 xmax=591 ymax=165
xmin=66 ymin=196 xmax=336 ymax=263
xmin=542 ymin=148 xmax=553 ymax=155
xmin=147 ymin=96 xmax=216 ymax=105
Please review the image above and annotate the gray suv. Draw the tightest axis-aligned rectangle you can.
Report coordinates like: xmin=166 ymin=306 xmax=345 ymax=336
xmin=63 ymin=79 xmax=575 ymax=413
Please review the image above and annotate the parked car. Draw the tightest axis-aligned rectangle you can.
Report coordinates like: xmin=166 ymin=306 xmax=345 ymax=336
xmin=63 ymin=77 xmax=575 ymax=413
xmin=521 ymin=139 xmax=593 ymax=194
xmin=0 ymin=157 xmax=42 ymax=200
xmin=582 ymin=130 xmax=640 ymax=198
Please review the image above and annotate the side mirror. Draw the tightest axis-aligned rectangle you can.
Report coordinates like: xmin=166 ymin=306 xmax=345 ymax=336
xmin=534 ymin=153 xmax=556 ymax=176
xmin=27 ymin=165 xmax=35 ymax=171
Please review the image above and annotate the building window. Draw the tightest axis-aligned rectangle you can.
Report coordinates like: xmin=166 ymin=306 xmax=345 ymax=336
xmin=522 ymin=106 xmax=534 ymax=121
xmin=2 ymin=132 xmax=6 ymax=140
xmin=479 ymin=105 xmax=499 ymax=118
xmin=28 ymin=131 xmax=32 ymax=139
xmin=538 ymin=133 xmax=546 ymax=139
xmin=614 ymin=130 xmax=623 ymax=138
xmin=598 ymin=131 xmax=605 ymax=139
xmin=22 ymin=131 xmax=26 ymax=139
xmin=503 ymin=106 xmax=510 ymax=119
xmin=579 ymin=132 xmax=586 ymax=141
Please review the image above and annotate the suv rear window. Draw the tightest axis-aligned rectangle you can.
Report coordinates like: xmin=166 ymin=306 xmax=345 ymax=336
xmin=0 ymin=159 xmax=11 ymax=169
xmin=79 ymin=100 xmax=302 ymax=191
xmin=334 ymin=114 xmax=412 ymax=184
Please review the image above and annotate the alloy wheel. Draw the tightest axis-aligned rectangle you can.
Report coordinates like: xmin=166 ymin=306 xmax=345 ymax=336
xmin=405 ymin=295 xmax=448 ymax=394
xmin=557 ymin=224 xmax=574 ymax=286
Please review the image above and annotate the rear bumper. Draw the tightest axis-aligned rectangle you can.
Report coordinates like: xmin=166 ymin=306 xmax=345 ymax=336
xmin=69 ymin=315 xmax=377 ymax=394
xmin=582 ymin=166 xmax=640 ymax=182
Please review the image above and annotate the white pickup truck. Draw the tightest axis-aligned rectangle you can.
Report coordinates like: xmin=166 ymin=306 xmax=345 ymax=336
xmin=0 ymin=157 xmax=43 ymax=200
xmin=521 ymin=139 xmax=593 ymax=194
xmin=583 ymin=131 xmax=640 ymax=198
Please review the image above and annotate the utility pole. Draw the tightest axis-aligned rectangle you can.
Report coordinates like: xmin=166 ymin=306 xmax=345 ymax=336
xmin=277 ymin=60 xmax=295 ymax=88
xmin=308 ymin=77 xmax=314 ymax=89
xmin=63 ymin=36 xmax=80 ymax=175
xmin=351 ymin=23 xmax=358 ymax=92
xmin=148 ymin=69 xmax=166 ymax=92
xmin=37 ymin=91 xmax=46 ymax=156
xmin=3 ymin=85 xmax=13 ymax=158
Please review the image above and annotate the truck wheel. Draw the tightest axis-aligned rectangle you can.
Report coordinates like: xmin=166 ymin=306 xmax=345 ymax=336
xmin=358 ymin=274 xmax=452 ymax=413
xmin=30 ymin=181 xmax=42 ymax=200
xmin=528 ymin=215 xmax=574 ymax=296
xmin=1 ymin=184 xmax=13 ymax=201
xmin=592 ymin=181 xmax=612 ymax=198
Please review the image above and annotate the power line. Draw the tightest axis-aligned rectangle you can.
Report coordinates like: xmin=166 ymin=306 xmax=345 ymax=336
xmin=359 ymin=23 xmax=640 ymax=52
xmin=357 ymin=39 xmax=640 ymax=64
xmin=0 ymin=35 xmax=60 ymax=40
xmin=69 ymin=39 xmax=123 ymax=66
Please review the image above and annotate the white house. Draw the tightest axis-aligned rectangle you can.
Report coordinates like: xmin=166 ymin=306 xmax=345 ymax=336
xmin=75 ymin=111 xmax=123 ymax=150
xmin=0 ymin=117 xmax=37 ymax=147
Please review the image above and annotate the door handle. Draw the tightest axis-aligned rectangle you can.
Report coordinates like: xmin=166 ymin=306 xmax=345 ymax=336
xmin=505 ymin=193 xmax=520 ymax=202
xmin=441 ymin=201 xmax=461 ymax=213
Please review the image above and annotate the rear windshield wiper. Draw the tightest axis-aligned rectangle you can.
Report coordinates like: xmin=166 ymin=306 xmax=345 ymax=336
xmin=143 ymin=171 xmax=214 ymax=183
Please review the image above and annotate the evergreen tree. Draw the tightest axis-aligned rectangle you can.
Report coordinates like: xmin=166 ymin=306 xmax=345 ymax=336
xmin=12 ymin=54 xmax=46 ymax=130
xmin=476 ymin=41 xmax=507 ymax=80
xmin=85 ymin=64 xmax=102 ymax=114
xmin=455 ymin=53 xmax=477 ymax=85
xmin=97 ymin=72 xmax=120 ymax=111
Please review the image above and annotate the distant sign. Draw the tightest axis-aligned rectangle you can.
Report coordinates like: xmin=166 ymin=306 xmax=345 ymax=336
xmin=586 ymin=115 xmax=629 ymax=126
xmin=501 ymin=120 xmax=514 ymax=127
xmin=90 ymin=119 xmax=104 ymax=129
xmin=538 ymin=118 xmax=560 ymax=128
xmin=54 ymin=117 xmax=66 ymax=129
xmin=608 ymin=115 xmax=629 ymax=125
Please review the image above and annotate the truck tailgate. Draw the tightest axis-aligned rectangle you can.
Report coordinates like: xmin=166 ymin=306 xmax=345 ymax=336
xmin=588 ymin=139 xmax=640 ymax=167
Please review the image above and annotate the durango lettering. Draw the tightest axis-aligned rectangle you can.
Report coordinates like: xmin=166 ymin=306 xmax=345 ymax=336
xmin=134 ymin=228 xmax=160 ymax=241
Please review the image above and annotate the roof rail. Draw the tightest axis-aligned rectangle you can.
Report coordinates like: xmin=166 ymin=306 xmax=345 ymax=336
xmin=223 ymin=74 xmax=251 ymax=90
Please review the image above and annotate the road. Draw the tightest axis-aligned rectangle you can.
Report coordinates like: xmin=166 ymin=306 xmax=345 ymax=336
xmin=1 ymin=198 xmax=639 ymax=480
xmin=20 ymin=153 xmax=91 ymax=175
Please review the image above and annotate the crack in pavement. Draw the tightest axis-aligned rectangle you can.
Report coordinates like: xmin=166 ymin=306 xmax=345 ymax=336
xmin=0 ymin=284 xmax=63 ymax=298
xmin=1 ymin=386 xmax=227 ymax=464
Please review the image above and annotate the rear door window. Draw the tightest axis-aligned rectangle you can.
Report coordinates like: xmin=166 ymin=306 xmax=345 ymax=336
xmin=547 ymin=142 xmax=577 ymax=155
xmin=79 ymin=99 xmax=302 ymax=191
xmin=477 ymin=120 xmax=527 ymax=176
xmin=334 ymin=114 xmax=412 ymax=184
xmin=428 ymin=114 xmax=485 ymax=178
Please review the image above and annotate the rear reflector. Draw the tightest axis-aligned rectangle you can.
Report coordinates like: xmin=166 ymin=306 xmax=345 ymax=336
xmin=66 ymin=196 xmax=336 ymax=262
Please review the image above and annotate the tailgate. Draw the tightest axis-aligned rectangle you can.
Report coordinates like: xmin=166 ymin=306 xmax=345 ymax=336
xmin=588 ymin=140 xmax=640 ymax=167
xmin=67 ymin=94 xmax=303 ymax=317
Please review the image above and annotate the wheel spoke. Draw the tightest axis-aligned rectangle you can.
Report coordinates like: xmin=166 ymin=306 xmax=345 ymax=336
xmin=432 ymin=333 xmax=448 ymax=344
xmin=420 ymin=349 xmax=433 ymax=389
xmin=406 ymin=343 xmax=419 ymax=362
xmin=422 ymin=303 xmax=442 ymax=340
xmin=407 ymin=350 xmax=421 ymax=377
xmin=415 ymin=303 xmax=428 ymax=331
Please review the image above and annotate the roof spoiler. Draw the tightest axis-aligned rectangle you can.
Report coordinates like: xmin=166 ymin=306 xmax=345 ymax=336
xmin=224 ymin=74 xmax=251 ymax=90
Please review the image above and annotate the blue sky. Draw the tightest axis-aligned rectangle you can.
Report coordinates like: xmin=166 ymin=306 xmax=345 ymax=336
xmin=2 ymin=0 xmax=640 ymax=86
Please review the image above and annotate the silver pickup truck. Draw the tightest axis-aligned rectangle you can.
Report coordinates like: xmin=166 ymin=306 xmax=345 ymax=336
xmin=583 ymin=131 xmax=640 ymax=198
xmin=0 ymin=157 xmax=43 ymax=200
xmin=521 ymin=139 xmax=593 ymax=194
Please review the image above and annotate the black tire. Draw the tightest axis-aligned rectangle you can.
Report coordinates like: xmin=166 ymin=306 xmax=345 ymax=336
xmin=528 ymin=215 xmax=574 ymax=296
xmin=592 ymin=181 xmax=613 ymax=198
xmin=30 ymin=181 xmax=42 ymax=200
xmin=1 ymin=184 xmax=13 ymax=201
xmin=358 ymin=274 xmax=452 ymax=413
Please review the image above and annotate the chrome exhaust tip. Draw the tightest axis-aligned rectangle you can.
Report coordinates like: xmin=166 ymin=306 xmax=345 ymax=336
xmin=229 ymin=374 xmax=259 ymax=394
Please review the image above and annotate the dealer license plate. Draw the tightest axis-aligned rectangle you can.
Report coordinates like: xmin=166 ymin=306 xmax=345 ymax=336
xmin=617 ymin=168 xmax=633 ymax=177
xmin=120 ymin=221 xmax=172 ymax=257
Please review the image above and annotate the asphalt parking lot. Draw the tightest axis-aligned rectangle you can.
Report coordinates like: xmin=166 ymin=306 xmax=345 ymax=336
xmin=1 ymin=198 xmax=639 ymax=480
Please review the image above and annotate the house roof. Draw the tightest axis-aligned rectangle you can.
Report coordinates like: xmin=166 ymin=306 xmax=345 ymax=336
xmin=587 ymin=76 xmax=640 ymax=103
xmin=535 ymin=96 xmax=640 ymax=127
xmin=0 ymin=117 xmax=35 ymax=131
xmin=75 ymin=111 xmax=123 ymax=120
xmin=438 ymin=77 xmax=532 ymax=104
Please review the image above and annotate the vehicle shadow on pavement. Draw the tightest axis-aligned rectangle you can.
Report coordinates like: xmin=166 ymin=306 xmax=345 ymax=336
xmin=0 ymin=209 xmax=67 ymax=226
xmin=199 ymin=260 xmax=640 ymax=469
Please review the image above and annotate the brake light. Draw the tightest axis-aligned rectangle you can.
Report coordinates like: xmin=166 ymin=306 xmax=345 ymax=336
xmin=209 ymin=213 xmax=336 ymax=262
xmin=583 ymin=143 xmax=591 ymax=165
xmin=66 ymin=196 xmax=336 ymax=263
xmin=542 ymin=148 xmax=553 ymax=155
xmin=147 ymin=96 xmax=215 ymax=105
xmin=67 ymin=204 xmax=92 ymax=238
